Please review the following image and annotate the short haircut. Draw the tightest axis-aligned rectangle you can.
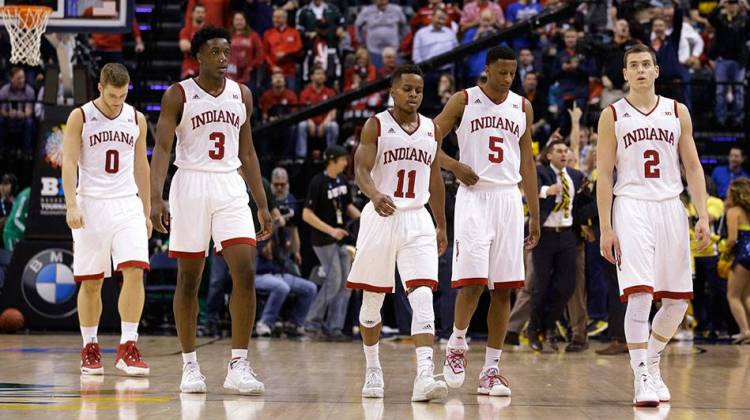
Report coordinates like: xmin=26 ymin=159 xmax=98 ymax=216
xmin=730 ymin=146 xmax=744 ymax=155
xmin=391 ymin=64 xmax=424 ymax=85
xmin=623 ymin=43 xmax=657 ymax=68
xmin=10 ymin=67 xmax=23 ymax=78
xmin=544 ymin=138 xmax=569 ymax=156
xmin=100 ymin=63 xmax=130 ymax=87
xmin=271 ymin=167 xmax=288 ymax=181
xmin=193 ymin=2 xmax=205 ymax=11
xmin=311 ymin=64 xmax=326 ymax=75
xmin=191 ymin=26 xmax=231 ymax=58
xmin=524 ymin=71 xmax=537 ymax=79
xmin=486 ymin=46 xmax=516 ymax=66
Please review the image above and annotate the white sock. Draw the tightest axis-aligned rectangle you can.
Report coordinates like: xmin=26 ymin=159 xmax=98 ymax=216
xmin=415 ymin=346 xmax=433 ymax=374
xmin=182 ymin=351 xmax=197 ymax=365
xmin=630 ymin=348 xmax=648 ymax=371
xmin=364 ymin=342 xmax=381 ymax=369
xmin=483 ymin=347 xmax=502 ymax=370
xmin=120 ymin=322 xmax=139 ymax=344
xmin=81 ymin=325 xmax=98 ymax=346
xmin=231 ymin=349 xmax=248 ymax=360
xmin=447 ymin=326 xmax=468 ymax=349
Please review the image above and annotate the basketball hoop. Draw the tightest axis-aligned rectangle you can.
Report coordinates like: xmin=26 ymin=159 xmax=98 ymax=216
xmin=0 ymin=6 xmax=52 ymax=66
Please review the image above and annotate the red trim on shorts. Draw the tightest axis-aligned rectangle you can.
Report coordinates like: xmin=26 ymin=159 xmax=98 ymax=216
xmin=214 ymin=237 xmax=257 ymax=256
xmin=168 ymin=250 xmax=206 ymax=259
xmin=346 ymin=281 xmax=393 ymax=293
xmin=619 ymin=285 xmax=655 ymax=303
xmin=609 ymin=104 xmax=617 ymax=121
xmin=654 ymin=291 xmax=693 ymax=301
xmin=75 ymin=273 xmax=105 ymax=282
xmin=116 ymin=260 xmax=150 ymax=272
xmin=452 ymin=277 xmax=488 ymax=288
xmin=673 ymin=100 xmax=679 ymax=118
xmin=405 ymin=279 xmax=438 ymax=291
xmin=491 ymin=280 xmax=525 ymax=289
xmin=177 ymin=83 xmax=186 ymax=102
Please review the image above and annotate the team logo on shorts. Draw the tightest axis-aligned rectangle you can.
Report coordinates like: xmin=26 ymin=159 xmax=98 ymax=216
xmin=21 ymin=249 xmax=78 ymax=319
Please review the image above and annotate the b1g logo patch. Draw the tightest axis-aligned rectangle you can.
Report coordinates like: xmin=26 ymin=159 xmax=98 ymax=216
xmin=21 ymin=249 xmax=77 ymax=319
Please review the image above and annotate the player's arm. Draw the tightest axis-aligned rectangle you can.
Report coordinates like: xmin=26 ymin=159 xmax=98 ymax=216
xmin=238 ymin=84 xmax=272 ymax=241
xmin=519 ymin=98 xmax=540 ymax=249
xmin=677 ymin=102 xmax=710 ymax=250
xmin=434 ymin=91 xmax=479 ymax=185
xmin=62 ymin=109 xmax=84 ymax=229
xmin=428 ymin=123 xmax=448 ymax=256
xmin=134 ymin=111 xmax=152 ymax=238
xmin=596 ymin=106 xmax=620 ymax=265
xmin=354 ymin=117 xmax=396 ymax=217
xmin=150 ymin=84 xmax=182 ymax=233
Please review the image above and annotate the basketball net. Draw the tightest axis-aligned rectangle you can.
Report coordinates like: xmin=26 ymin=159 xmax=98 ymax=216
xmin=0 ymin=6 xmax=52 ymax=66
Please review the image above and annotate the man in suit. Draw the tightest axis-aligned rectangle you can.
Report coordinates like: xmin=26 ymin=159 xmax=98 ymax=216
xmin=529 ymin=139 xmax=585 ymax=351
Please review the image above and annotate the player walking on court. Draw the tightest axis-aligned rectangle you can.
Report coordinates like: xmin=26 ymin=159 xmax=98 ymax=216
xmin=150 ymin=27 xmax=272 ymax=394
xmin=62 ymin=63 xmax=151 ymax=376
xmin=434 ymin=46 xmax=540 ymax=396
xmin=347 ymin=65 xmax=449 ymax=402
xmin=596 ymin=44 xmax=710 ymax=406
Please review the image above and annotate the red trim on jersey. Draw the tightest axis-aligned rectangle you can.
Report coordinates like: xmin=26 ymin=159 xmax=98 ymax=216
xmin=430 ymin=119 xmax=437 ymax=141
xmin=609 ymin=104 xmax=617 ymax=121
xmin=177 ymin=83 xmax=186 ymax=103
xmin=75 ymin=272 xmax=105 ymax=282
xmin=619 ymin=285 xmax=655 ymax=303
xmin=654 ymin=291 xmax=693 ymax=301
xmin=521 ymin=97 xmax=525 ymax=113
xmin=404 ymin=279 xmax=438 ymax=291
xmin=215 ymin=237 xmax=257 ymax=255
xmin=462 ymin=89 xmax=468 ymax=105
xmin=133 ymin=107 xmax=137 ymax=125
xmin=478 ymin=85 xmax=509 ymax=106
xmin=240 ymin=84 xmax=246 ymax=103
xmin=346 ymin=281 xmax=393 ymax=293
xmin=373 ymin=116 xmax=381 ymax=137
xmin=116 ymin=260 xmax=150 ymax=271
xmin=623 ymin=96 xmax=660 ymax=117
xmin=168 ymin=250 xmax=206 ymax=259
xmin=491 ymin=280 xmax=525 ymax=289
xmin=192 ymin=77 xmax=226 ymax=98
xmin=452 ymin=277 xmax=488 ymax=288
xmin=92 ymin=100 xmax=124 ymax=120
xmin=673 ymin=100 xmax=679 ymax=118
xmin=79 ymin=107 xmax=86 ymax=123
xmin=387 ymin=110 xmax=420 ymax=136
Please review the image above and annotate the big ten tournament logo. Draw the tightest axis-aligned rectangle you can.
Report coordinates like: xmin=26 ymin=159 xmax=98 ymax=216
xmin=38 ymin=124 xmax=67 ymax=216
xmin=21 ymin=249 xmax=77 ymax=319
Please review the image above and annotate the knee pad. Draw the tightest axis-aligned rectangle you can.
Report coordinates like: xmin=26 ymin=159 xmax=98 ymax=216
xmin=626 ymin=293 xmax=653 ymax=323
xmin=359 ymin=291 xmax=385 ymax=328
xmin=657 ymin=298 xmax=689 ymax=324
xmin=408 ymin=286 xmax=435 ymax=336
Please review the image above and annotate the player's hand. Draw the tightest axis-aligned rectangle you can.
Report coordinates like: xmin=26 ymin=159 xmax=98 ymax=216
xmin=525 ymin=217 xmax=540 ymax=249
xmin=694 ymin=217 xmax=711 ymax=252
xmin=600 ymin=226 xmax=622 ymax=267
xmin=436 ymin=226 xmax=448 ymax=256
xmin=66 ymin=205 xmax=84 ymax=230
xmin=372 ymin=192 xmax=397 ymax=217
xmin=329 ymin=227 xmax=349 ymax=240
xmin=145 ymin=216 xmax=153 ymax=239
xmin=452 ymin=162 xmax=480 ymax=186
xmin=150 ymin=199 xmax=170 ymax=234
xmin=546 ymin=183 xmax=563 ymax=196
xmin=257 ymin=207 xmax=273 ymax=241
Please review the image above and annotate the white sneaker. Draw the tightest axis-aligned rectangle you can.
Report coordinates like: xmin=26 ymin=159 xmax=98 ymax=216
xmin=443 ymin=347 xmax=467 ymax=389
xmin=255 ymin=321 xmax=272 ymax=337
xmin=180 ymin=362 xmax=207 ymax=393
xmin=673 ymin=329 xmax=694 ymax=341
xmin=361 ymin=367 xmax=384 ymax=398
xmin=477 ymin=367 xmax=511 ymax=397
xmin=412 ymin=364 xmax=448 ymax=402
xmin=648 ymin=361 xmax=670 ymax=402
xmin=223 ymin=358 xmax=265 ymax=395
xmin=632 ymin=362 xmax=659 ymax=407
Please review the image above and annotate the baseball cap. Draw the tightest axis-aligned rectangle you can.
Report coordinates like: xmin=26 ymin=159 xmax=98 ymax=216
xmin=324 ymin=145 xmax=348 ymax=162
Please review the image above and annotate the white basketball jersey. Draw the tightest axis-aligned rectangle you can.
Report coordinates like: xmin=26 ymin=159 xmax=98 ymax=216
xmin=174 ymin=78 xmax=246 ymax=172
xmin=611 ymin=96 xmax=683 ymax=201
xmin=454 ymin=86 xmax=527 ymax=188
xmin=77 ymin=101 xmax=139 ymax=198
xmin=371 ymin=111 xmax=437 ymax=210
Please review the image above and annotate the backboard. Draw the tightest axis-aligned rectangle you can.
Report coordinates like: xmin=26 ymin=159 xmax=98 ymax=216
xmin=0 ymin=0 xmax=133 ymax=32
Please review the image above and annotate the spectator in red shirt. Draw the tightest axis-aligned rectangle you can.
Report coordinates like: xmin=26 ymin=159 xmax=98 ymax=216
xmin=228 ymin=12 xmax=264 ymax=89
xmin=343 ymin=47 xmax=376 ymax=91
xmin=260 ymin=69 xmax=299 ymax=158
xmin=184 ymin=0 xmax=230 ymax=29
xmin=411 ymin=0 xmax=461 ymax=32
xmin=90 ymin=18 xmax=145 ymax=65
xmin=296 ymin=65 xmax=338 ymax=158
xmin=263 ymin=9 xmax=303 ymax=91
xmin=179 ymin=4 xmax=206 ymax=78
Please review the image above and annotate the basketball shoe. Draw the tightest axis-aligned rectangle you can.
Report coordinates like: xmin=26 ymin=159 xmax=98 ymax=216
xmin=632 ymin=362 xmax=659 ymax=407
xmin=223 ymin=358 xmax=264 ymax=395
xmin=648 ymin=360 xmax=670 ymax=402
xmin=81 ymin=342 xmax=103 ymax=375
xmin=180 ymin=362 xmax=207 ymax=393
xmin=115 ymin=341 xmax=150 ymax=376
xmin=412 ymin=364 xmax=448 ymax=402
xmin=361 ymin=367 xmax=384 ymax=398
xmin=443 ymin=347 xmax=467 ymax=388
xmin=477 ymin=367 xmax=511 ymax=396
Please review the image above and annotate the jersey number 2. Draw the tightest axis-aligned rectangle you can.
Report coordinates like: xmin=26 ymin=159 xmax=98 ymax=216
xmin=105 ymin=150 xmax=119 ymax=174
xmin=489 ymin=136 xmax=504 ymax=163
xmin=394 ymin=169 xmax=416 ymax=199
xmin=644 ymin=149 xmax=660 ymax=178
xmin=209 ymin=132 xmax=225 ymax=160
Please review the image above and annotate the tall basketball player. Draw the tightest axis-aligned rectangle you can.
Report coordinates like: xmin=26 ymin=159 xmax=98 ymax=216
xmin=347 ymin=65 xmax=449 ymax=402
xmin=434 ymin=46 xmax=540 ymax=396
xmin=62 ymin=63 xmax=151 ymax=376
xmin=596 ymin=44 xmax=710 ymax=406
xmin=150 ymin=27 xmax=272 ymax=394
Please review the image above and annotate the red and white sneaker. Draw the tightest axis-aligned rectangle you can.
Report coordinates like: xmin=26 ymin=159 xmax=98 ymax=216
xmin=443 ymin=347 xmax=467 ymax=388
xmin=478 ymin=367 xmax=511 ymax=396
xmin=115 ymin=341 xmax=150 ymax=376
xmin=81 ymin=342 xmax=103 ymax=375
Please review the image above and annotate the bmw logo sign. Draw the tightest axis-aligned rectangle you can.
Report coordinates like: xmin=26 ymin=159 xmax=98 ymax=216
xmin=21 ymin=249 xmax=78 ymax=319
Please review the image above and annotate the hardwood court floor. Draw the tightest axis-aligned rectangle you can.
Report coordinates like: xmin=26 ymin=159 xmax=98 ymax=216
xmin=0 ymin=335 xmax=749 ymax=419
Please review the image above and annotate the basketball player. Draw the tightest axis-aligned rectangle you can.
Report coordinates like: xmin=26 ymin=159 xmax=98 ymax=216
xmin=150 ymin=27 xmax=272 ymax=394
xmin=347 ymin=65 xmax=449 ymax=402
xmin=434 ymin=46 xmax=540 ymax=396
xmin=62 ymin=63 xmax=151 ymax=376
xmin=596 ymin=44 xmax=710 ymax=406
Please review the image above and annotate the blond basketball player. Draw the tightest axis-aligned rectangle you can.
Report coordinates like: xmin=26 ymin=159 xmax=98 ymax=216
xmin=596 ymin=44 xmax=710 ymax=406
xmin=150 ymin=27 xmax=272 ymax=395
xmin=347 ymin=65 xmax=449 ymax=402
xmin=62 ymin=63 xmax=151 ymax=376
xmin=435 ymin=46 xmax=540 ymax=396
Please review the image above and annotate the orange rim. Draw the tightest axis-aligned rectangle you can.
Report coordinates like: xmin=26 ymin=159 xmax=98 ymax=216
xmin=0 ymin=6 xmax=52 ymax=30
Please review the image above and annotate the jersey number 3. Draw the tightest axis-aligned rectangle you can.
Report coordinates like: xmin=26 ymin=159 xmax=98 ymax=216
xmin=644 ymin=149 xmax=660 ymax=178
xmin=209 ymin=132 xmax=225 ymax=160
xmin=394 ymin=169 xmax=416 ymax=199
xmin=489 ymin=136 xmax=504 ymax=163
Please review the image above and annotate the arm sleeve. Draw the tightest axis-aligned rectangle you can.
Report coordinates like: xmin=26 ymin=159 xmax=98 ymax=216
xmin=305 ymin=176 xmax=320 ymax=210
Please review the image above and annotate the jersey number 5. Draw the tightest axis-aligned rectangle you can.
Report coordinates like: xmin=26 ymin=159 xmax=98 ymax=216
xmin=644 ymin=149 xmax=660 ymax=178
xmin=489 ymin=136 xmax=504 ymax=163
xmin=209 ymin=132 xmax=225 ymax=160
xmin=394 ymin=169 xmax=416 ymax=199
xmin=105 ymin=150 xmax=119 ymax=174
